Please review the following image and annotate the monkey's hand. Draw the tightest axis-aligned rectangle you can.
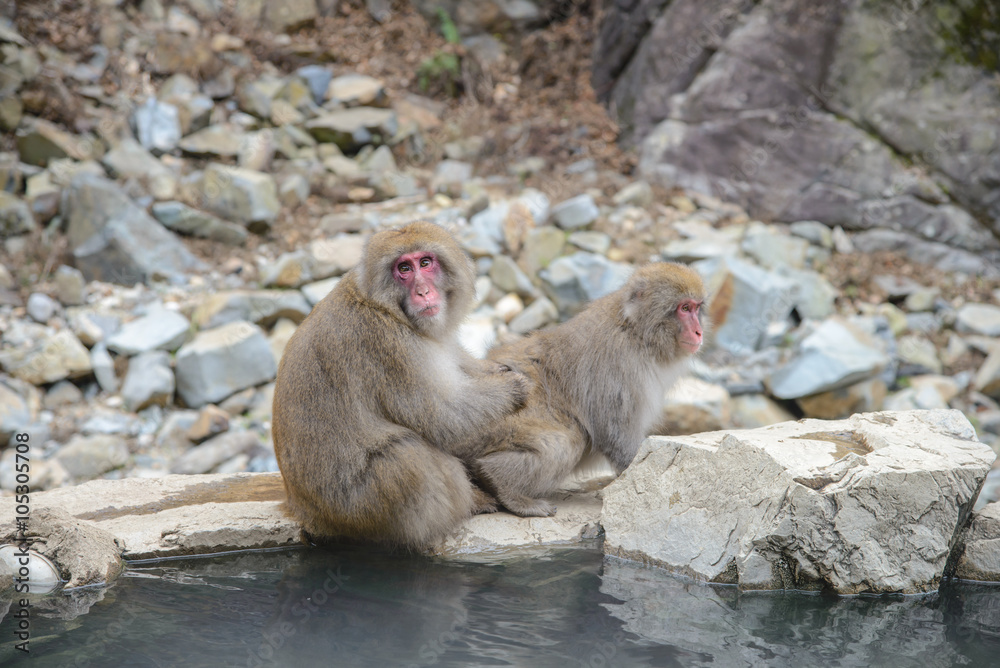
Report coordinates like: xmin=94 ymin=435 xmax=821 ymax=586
xmin=499 ymin=367 xmax=530 ymax=411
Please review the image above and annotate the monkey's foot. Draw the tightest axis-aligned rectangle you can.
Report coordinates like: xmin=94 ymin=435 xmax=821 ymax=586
xmin=501 ymin=495 xmax=557 ymax=517
xmin=472 ymin=487 xmax=499 ymax=514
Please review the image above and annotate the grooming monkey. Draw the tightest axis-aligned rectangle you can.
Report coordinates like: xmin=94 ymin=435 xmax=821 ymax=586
xmin=472 ymin=263 xmax=706 ymax=517
xmin=272 ymin=222 xmax=528 ymax=549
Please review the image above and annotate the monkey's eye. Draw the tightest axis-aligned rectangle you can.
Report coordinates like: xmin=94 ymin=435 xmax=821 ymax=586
xmin=397 ymin=263 xmax=412 ymax=274
xmin=419 ymin=257 xmax=433 ymax=268
xmin=681 ymin=304 xmax=691 ymax=312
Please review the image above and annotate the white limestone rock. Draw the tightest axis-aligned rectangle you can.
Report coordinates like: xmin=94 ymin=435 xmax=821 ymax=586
xmin=602 ymin=410 xmax=995 ymax=594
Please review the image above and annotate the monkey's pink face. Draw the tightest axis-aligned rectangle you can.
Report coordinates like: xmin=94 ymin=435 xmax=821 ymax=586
xmin=395 ymin=251 xmax=444 ymax=319
xmin=677 ymin=299 xmax=703 ymax=354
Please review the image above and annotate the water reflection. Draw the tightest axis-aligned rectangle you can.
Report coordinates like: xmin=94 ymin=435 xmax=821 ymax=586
xmin=601 ymin=557 xmax=1000 ymax=667
xmin=0 ymin=546 xmax=997 ymax=667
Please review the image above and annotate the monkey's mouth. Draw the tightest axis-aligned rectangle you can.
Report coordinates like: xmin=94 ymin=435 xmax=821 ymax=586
xmin=680 ymin=339 xmax=702 ymax=353
xmin=417 ymin=305 xmax=441 ymax=318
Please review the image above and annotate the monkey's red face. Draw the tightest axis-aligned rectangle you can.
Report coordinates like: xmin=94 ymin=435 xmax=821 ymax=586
xmin=395 ymin=251 xmax=444 ymax=319
xmin=677 ymin=299 xmax=703 ymax=354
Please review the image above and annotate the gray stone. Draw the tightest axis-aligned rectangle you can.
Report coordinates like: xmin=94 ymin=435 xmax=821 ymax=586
xmin=612 ymin=181 xmax=653 ymax=208
xmin=903 ymin=288 xmax=939 ymax=313
xmin=61 ymin=174 xmax=207 ymax=284
xmin=730 ymin=393 xmax=796 ymax=429
xmin=0 ymin=330 xmax=92 ymax=385
xmin=238 ymin=130 xmax=275 ymax=171
xmin=55 ymin=434 xmax=130 ymax=480
xmin=768 ymin=318 xmax=890 ymax=400
xmin=151 ymin=201 xmax=249 ymax=245
xmin=309 ymin=234 xmax=365 ymax=279
xmin=90 ymin=342 xmax=118 ymax=393
xmin=197 ymin=164 xmax=281 ymax=233
xmin=518 ymin=225 xmax=566 ymax=277
xmin=778 ymin=268 xmax=837 ymax=321
xmin=897 ymin=334 xmax=942 ymax=375
xmin=177 ymin=124 xmax=243 ymax=158
xmin=974 ymin=347 xmax=1000 ymax=399
xmin=658 ymin=377 xmax=731 ymax=435
xmin=26 ymin=292 xmax=58 ymax=323
xmin=602 ymin=410 xmax=995 ymax=594
xmin=327 ymin=73 xmax=386 ymax=107
xmin=305 ymin=107 xmax=397 ymax=151
xmin=133 ymin=97 xmax=181 ymax=154
xmin=16 ymin=118 xmax=103 ymax=166
xmin=174 ymin=320 xmax=277 ymax=408
xmin=0 ymin=507 xmax=123 ymax=589
xmin=540 ymin=252 xmax=634 ymax=315
xmin=120 ymin=351 xmax=175 ymax=412
xmin=551 ymin=194 xmax=600 ymax=230
xmin=431 ymin=160 xmax=473 ymax=195
xmin=278 ymin=173 xmax=310 ymax=208
xmin=697 ymin=257 xmax=798 ymax=355
xmin=742 ymin=228 xmax=810 ymax=270
xmin=789 ymin=220 xmax=834 ymax=248
xmin=235 ymin=77 xmax=277 ymax=119
xmin=263 ymin=0 xmax=317 ymax=32
xmin=953 ymin=502 xmax=1000 ymax=582
xmin=106 ymin=307 xmax=191 ymax=355
xmin=851 ymin=229 xmax=998 ymax=278
xmin=508 ymin=296 xmax=558 ymax=335
xmin=957 ymin=303 xmax=1000 ymax=337
xmin=601 ymin=1 xmax=1000 ymax=264
xmin=0 ymin=190 xmax=35 ymax=235
xmin=102 ymin=138 xmax=177 ymax=200
xmin=170 ymin=430 xmax=261 ymax=474
xmin=568 ymin=231 xmax=611 ymax=255
xmin=489 ymin=254 xmax=536 ymax=298
xmin=0 ymin=381 xmax=30 ymax=443
xmin=43 ymin=379 xmax=84 ymax=410
xmin=296 ymin=65 xmax=333 ymax=104
xmin=796 ymin=377 xmax=887 ymax=420
xmin=67 ymin=308 xmax=121 ymax=347
xmin=192 ymin=289 xmax=311 ymax=329
xmin=260 ymin=250 xmax=314 ymax=288
xmin=457 ymin=203 xmax=506 ymax=257
xmin=300 ymin=277 xmax=340 ymax=305
xmin=54 ymin=265 xmax=86 ymax=306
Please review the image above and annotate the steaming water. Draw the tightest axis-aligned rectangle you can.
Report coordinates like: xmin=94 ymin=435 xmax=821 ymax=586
xmin=1 ymin=544 xmax=998 ymax=667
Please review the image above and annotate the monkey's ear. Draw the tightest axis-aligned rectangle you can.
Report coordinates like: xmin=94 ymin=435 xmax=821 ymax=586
xmin=622 ymin=279 xmax=648 ymax=322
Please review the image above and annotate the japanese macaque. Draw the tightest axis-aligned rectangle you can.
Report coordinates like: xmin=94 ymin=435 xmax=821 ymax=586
xmin=272 ymin=222 xmax=528 ymax=549
xmin=472 ymin=263 xmax=706 ymax=517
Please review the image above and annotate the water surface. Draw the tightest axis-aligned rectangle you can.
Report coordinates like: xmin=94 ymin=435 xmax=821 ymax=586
xmin=1 ymin=545 xmax=998 ymax=667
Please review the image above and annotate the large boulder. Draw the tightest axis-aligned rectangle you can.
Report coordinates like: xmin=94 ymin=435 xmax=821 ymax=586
xmin=952 ymin=501 xmax=1000 ymax=582
xmin=595 ymin=0 xmax=1000 ymax=273
xmin=61 ymin=174 xmax=206 ymax=285
xmin=602 ymin=410 xmax=996 ymax=594
xmin=174 ymin=320 xmax=277 ymax=408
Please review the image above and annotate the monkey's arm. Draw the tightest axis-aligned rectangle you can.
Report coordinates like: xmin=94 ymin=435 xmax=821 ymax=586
xmin=377 ymin=361 xmax=528 ymax=456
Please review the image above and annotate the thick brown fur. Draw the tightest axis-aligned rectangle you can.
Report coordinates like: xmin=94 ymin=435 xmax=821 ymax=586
xmin=272 ymin=222 xmax=528 ymax=549
xmin=472 ymin=263 xmax=707 ymax=517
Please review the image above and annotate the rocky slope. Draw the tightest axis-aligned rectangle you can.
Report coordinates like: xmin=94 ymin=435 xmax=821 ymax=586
xmin=0 ymin=1 xmax=998 ymax=511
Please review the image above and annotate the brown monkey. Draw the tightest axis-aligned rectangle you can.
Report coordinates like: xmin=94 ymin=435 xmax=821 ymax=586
xmin=472 ymin=262 xmax=706 ymax=517
xmin=272 ymin=222 xmax=528 ymax=549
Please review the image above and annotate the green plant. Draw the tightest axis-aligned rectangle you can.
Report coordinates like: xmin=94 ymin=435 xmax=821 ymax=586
xmin=416 ymin=10 xmax=463 ymax=97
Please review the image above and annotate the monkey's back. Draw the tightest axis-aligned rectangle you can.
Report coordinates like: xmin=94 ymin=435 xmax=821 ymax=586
xmin=272 ymin=272 xmax=419 ymax=518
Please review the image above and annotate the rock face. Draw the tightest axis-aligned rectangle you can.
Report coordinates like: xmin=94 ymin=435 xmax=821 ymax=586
xmin=61 ymin=174 xmax=206 ymax=284
xmin=602 ymin=410 xmax=996 ymax=594
xmin=0 ymin=507 xmax=123 ymax=589
xmin=595 ymin=0 xmax=1000 ymax=272
xmin=174 ymin=320 xmax=277 ymax=407
xmin=952 ymin=501 xmax=1000 ymax=582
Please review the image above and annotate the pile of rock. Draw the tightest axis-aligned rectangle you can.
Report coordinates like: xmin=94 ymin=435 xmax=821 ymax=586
xmin=0 ymin=3 xmax=998 ymax=510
